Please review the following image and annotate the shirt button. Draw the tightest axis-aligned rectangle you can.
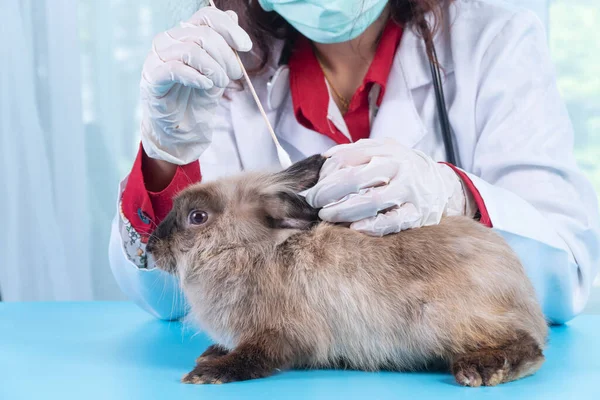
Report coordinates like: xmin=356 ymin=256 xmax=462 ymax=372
xmin=137 ymin=208 xmax=151 ymax=224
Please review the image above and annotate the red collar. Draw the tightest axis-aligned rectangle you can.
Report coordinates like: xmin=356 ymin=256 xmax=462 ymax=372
xmin=288 ymin=20 xmax=403 ymax=143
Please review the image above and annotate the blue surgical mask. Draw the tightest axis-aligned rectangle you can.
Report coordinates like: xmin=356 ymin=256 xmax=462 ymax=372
xmin=258 ymin=0 xmax=389 ymax=44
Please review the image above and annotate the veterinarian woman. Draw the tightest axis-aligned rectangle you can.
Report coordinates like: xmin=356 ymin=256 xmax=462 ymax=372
xmin=109 ymin=0 xmax=600 ymax=324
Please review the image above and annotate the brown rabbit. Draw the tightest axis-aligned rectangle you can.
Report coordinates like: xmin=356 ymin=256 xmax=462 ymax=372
xmin=147 ymin=155 xmax=547 ymax=387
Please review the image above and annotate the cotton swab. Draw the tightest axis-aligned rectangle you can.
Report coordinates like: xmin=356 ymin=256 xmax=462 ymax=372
xmin=207 ymin=0 xmax=293 ymax=169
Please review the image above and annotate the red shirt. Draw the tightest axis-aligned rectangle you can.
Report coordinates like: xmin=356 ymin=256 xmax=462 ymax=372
xmin=121 ymin=145 xmax=200 ymax=240
xmin=289 ymin=20 xmax=403 ymax=143
xmin=121 ymin=19 xmax=489 ymax=238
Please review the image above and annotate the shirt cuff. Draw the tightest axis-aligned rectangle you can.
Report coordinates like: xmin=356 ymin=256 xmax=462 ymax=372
xmin=122 ymin=143 xmax=201 ymax=241
xmin=440 ymin=162 xmax=492 ymax=228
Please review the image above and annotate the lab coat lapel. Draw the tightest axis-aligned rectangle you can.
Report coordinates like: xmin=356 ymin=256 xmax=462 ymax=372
xmin=275 ymin=93 xmax=338 ymax=159
xmin=371 ymin=21 xmax=454 ymax=150
xmin=369 ymin=50 xmax=427 ymax=148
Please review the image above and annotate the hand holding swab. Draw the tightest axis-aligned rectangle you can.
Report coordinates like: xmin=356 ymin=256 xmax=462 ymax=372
xmin=207 ymin=0 xmax=293 ymax=169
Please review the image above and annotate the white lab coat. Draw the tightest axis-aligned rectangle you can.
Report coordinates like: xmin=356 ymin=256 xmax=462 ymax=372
xmin=109 ymin=0 xmax=600 ymax=324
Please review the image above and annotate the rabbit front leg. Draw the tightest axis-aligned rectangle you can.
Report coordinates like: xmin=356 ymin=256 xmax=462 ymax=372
xmin=182 ymin=331 xmax=296 ymax=384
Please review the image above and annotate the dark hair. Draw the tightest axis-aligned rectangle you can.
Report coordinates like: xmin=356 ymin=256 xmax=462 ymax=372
xmin=214 ymin=0 xmax=450 ymax=74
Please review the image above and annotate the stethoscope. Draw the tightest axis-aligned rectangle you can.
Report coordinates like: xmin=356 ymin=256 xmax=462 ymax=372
xmin=267 ymin=39 xmax=457 ymax=166
xmin=429 ymin=45 xmax=457 ymax=166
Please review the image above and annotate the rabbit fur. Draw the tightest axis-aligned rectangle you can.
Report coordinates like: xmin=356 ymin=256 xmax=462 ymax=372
xmin=147 ymin=155 xmax=547 ymax=387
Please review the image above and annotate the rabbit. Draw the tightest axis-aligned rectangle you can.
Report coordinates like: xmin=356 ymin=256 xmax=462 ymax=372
xmin=146 ymin=154 xmax=547 ymax=387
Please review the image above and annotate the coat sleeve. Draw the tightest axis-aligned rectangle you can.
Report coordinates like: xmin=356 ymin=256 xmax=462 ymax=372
xmin=467 ymin=9 xmax=600 ymax=324
xmin=108 ymin=101 xmax=243 ymax=320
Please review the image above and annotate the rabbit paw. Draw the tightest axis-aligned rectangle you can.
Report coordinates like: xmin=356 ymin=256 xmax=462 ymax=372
xmin=452 ymin=352 xmax=509 ymax=387
xmin=451 ymin=332 xmax=544 ymax=387
xmin=181 ymin=361 xmax=268 ymax=384
xmin=181 ymin=356 xmax=272 ymax=384
xmin=183 ymin=336 xmax=285 ymax=384
xmin=182 ymin=365 xmax=225 ymax=385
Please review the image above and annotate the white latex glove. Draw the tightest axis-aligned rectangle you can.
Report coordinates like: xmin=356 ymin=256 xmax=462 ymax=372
xmin=140 ymin=7 xmax=252 ymax=165
xmin=304 ymin=139 xmax=477 ymax=236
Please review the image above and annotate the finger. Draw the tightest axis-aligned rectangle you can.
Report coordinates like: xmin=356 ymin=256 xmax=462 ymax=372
xmin=164 ymin=26 xmax=243 ymax=80
xmin=323 ymin=138 xmax=402 ymax=158
xmin=323 ymin=138 xmax=386 ymax=158
xmin=157 ymin=42 xmax=229 ymax=88
xmin=185 ymin=8 xmax=252 ymax=52
xmin=143 ymin=57 xmax=214 ymax=93
xmin=318 ymin=186 xmax=404 ymax=223
xmin=306 ymin=156 xmax=399 ymax=209
xmin=321 ymin=139 xmax=412 ymax=176
xmin=224 ymin=10 xmax=238 ymax=24
xmin=350 ymin=203 xmax=422 ymax=237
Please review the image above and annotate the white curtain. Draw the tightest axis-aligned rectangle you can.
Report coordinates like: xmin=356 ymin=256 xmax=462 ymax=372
xmin=0 ymin=0 xmax=93 ymax=300
xmin=0 ymin=0 xmax=201 ymax=301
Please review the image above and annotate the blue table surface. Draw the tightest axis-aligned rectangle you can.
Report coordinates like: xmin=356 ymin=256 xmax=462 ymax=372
xmin=1 ymin=302 xmax=599 ymax=400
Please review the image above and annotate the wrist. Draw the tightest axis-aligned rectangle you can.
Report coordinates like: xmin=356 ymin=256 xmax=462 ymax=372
xmin=438 ymin=162 xmax=491 ymax=227
xmin=140 ymin=117 xmax=208 ymax=166
xmin=142 ymin=149 xmax=178 ymax=192
xmin=439 ymin=164 xmax=478 ymax=218
xmin=458 ymin=177 xmax=479 ymax=218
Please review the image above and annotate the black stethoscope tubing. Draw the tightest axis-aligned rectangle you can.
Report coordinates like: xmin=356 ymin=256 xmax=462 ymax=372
xmin=429 ymin=44 xmax=457 ymax=166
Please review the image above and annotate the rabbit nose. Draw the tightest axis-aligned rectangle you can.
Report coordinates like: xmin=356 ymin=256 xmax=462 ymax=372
xmin=146 ymin=236 xmax=157 ymax=253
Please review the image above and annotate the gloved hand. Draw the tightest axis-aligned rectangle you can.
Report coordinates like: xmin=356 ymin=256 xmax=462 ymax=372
xmin=304 ymin=139 xmax=477 ymax=236
xmin=140 ymin=7 xmax=252 ymax=165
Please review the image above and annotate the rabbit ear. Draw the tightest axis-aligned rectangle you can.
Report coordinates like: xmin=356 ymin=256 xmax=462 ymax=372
xmin=263 ymin=191 xmax=320 ymax=230
xmin=259 ymin=155 xmax=325 ymax=230
xmin=275 ymin=154 xmax=326 ymax=193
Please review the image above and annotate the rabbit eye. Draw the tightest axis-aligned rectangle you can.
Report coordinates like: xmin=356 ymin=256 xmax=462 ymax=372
xmin=188 ymin=210 xmax=208 ymax=225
